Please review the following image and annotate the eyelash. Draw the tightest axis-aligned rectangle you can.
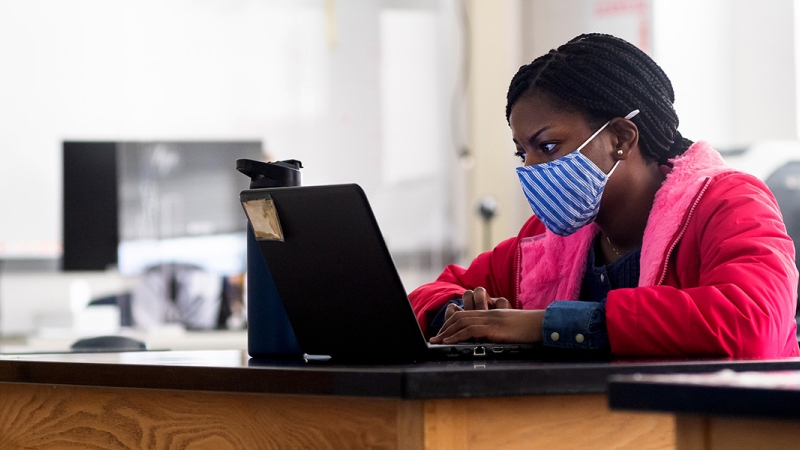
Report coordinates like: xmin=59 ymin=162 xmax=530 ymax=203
xmin=515 ymin=143 xmax=558 ymax=163
xmin=540 ymin=142 xmax=557 ymax=154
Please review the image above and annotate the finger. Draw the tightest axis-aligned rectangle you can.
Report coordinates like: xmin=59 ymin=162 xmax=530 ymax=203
xmin=440 ymin=324 xmax=495 ymax=344
xmin=437 ymin=309 xmax=474 ymax=338
xmin=462 ymin=290 xmax=475 ymax=310
xmin=472 ymin=287 xmax=490 ymax=310
xmin=436 ymin=309 xmax=462 ymax=337
xmin=432 ymin=310 xmax=537 ymax=344
xmin=444 ymin=303 xmax=463 ymax=321
xmin=431 ymin=313 xmax=477 ymax=343
xmin=437 ymin=310 xmax=492 ymax=340
xmin=493 ymin=297 xmax=511 ymax=309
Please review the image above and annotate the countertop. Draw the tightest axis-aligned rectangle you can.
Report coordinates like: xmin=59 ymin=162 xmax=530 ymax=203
xmin=3 ymin=350 xmax=800 ymax=399
xmin=609 ymin=369 xmax=800 ymax=420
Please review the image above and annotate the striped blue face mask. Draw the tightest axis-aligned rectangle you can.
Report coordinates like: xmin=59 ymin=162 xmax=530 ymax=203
xmin=515 ymin=109 xmax=640 ymax=236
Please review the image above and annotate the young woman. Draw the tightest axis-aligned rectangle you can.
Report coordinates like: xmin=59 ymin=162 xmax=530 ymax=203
xmin=411 ymin=33 xmax=799 ymax=358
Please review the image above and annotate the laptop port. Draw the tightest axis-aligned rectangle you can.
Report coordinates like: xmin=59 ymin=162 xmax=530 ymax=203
xmin=492 ymin=347 xmax=504 ymax=354
xmin=509 ymin=346 xmax=521 ymax=353
xmin=473 ymin=346 xmax=486 ymax=357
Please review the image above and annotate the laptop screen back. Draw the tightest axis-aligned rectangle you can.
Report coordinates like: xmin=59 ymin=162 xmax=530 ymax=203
xmin=240 ymin=184 xmax=429 ymax=359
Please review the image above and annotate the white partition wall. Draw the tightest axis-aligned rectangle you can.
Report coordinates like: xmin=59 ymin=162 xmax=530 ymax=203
xmin=652 ymin=0 xmax=797 ymax=148
xmin=0 ymin=0 xmax=464 ymax=335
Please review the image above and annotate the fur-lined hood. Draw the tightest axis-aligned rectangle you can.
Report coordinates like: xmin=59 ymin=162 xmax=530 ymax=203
xmin=517 ymin=141 xmax=732 ymax=309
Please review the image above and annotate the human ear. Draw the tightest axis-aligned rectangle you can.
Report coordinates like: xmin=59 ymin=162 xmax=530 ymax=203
xmin=608 ymin=116 xmax=639 ymax=159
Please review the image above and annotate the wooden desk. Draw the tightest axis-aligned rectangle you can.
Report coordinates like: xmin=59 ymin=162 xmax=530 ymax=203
xmin=609 ymin=370 xmax=800 ymax=450
xmin=2 ymin=351 xmax=800 ymax=449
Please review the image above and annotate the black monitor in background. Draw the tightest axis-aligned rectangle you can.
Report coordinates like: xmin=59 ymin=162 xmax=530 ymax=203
xmin=62 ymin=141 xmax=263 ymax=272
xmin=62 ymin=142 xmax=119 ymax=271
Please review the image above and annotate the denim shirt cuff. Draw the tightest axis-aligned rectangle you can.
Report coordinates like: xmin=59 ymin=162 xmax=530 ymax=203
xmin=427 ymin=298 xmax=463 ymax=337
xmin=541 ymin=300 xmax=609 ymax=350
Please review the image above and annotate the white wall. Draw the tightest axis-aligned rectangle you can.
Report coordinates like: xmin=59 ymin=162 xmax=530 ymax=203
xmin=652 ymin=0 xmax=797 ymax=148
xmin=0 ymin=0 xmax=460 ymax=259
xmin=0 ymin=271 xmax=136 ymax=334
xmin=0 ymin=0 xmax=327 ymax=257
xmin=0 ymin=0 xmax=462 ymax=334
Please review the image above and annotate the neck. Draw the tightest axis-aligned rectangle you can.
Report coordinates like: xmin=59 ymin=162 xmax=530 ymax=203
xmin=596 ymin=156 xmax=665 ymax=260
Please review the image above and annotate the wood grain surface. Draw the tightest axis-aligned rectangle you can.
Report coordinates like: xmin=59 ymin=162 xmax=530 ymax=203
xmin=0 ymin=383 xmax=674 ymax=449
xmin=677 ymin=414 xmax=800 ymax=450
xmin=675 ymin=415 xmax=708 ymax=450
xmin=0 ymin=383 xmax=401 ymax=449
xmin=708 ymin=416 xmax=800 ymax=450
xmin=422 ymin=395 xmax=675 ymax=450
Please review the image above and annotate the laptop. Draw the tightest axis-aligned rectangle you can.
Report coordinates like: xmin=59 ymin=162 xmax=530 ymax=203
xmin=240 ymin=184 xmax=538 ymax=361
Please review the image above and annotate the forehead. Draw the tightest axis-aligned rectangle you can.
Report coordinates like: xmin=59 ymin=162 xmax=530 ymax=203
xmin=508 ymin=92 xmax=590 ymax=138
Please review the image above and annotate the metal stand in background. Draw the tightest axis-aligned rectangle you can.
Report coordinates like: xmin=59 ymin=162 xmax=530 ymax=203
xmin=477 ymin=196 xmax=498 ymax=253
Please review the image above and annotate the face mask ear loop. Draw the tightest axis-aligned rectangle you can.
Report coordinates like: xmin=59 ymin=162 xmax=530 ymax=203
xmin=625 ymin=109 xmax=640 ymax=120
xmin=606 ymin=159 xmax=622 ymax=177
xmin=577 ymin=109 xmax=640 ymax=156
xmin=604 ymin=110 xmax=639 ymax=177
xmin=576 ymin=121 xmax=611 ymax=154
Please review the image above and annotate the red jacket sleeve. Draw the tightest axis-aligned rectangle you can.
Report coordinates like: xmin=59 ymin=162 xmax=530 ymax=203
xmin=408 ymin=217 xmax=546 ymax=332
xmin=607 ymin=173 xmax=800 ymax=358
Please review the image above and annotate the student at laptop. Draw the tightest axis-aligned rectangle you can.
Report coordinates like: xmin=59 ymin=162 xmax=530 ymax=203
xmin=412 ymin=33 xmax=799 ymax=358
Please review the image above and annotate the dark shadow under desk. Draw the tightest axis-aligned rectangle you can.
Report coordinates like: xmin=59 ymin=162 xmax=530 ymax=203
xmin=1 ymin=350 xmax=800 ymax=449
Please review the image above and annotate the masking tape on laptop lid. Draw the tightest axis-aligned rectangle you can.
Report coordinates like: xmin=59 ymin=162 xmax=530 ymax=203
xmin=242 ymin=196 xmax=284 ymax=241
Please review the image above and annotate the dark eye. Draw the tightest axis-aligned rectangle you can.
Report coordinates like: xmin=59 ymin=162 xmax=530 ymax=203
xmin=514 ymin=149 xmax=526 ymax=163
xmin=540 ymin=142 xmax=557 ymax=154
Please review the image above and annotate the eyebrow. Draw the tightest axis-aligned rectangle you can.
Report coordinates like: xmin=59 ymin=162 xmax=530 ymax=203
xmin=512 ymin=126 xmax=551 ymax=146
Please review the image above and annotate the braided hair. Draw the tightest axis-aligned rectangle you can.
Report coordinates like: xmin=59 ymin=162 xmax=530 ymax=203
xmin=506 ymin=33 xmax=692 ymax=165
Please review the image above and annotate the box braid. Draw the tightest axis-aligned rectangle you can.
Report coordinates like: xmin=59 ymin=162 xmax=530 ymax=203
xmin=506 ymin=33 xmax=692 ymax=165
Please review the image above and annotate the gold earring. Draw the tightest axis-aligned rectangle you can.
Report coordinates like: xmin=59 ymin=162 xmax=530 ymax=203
xmin=616 ymin=149 xmax=624 ymax=156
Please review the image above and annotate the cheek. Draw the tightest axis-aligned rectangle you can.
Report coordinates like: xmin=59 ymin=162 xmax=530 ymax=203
xmin=582 ymin=140 xmax=615 ymax=173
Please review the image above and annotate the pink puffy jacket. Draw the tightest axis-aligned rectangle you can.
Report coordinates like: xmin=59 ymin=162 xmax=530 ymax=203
xmin=409 ymin=141 xmax=800 ymax=358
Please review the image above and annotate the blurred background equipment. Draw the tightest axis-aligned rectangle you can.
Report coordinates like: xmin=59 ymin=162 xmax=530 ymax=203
xmin=63 ymin=141 xmax=262 ymax=275
xmin=477 ymin=195 xmax=498 ymax=253
xmin=131 ymin=263 xmax=223 ymax=330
